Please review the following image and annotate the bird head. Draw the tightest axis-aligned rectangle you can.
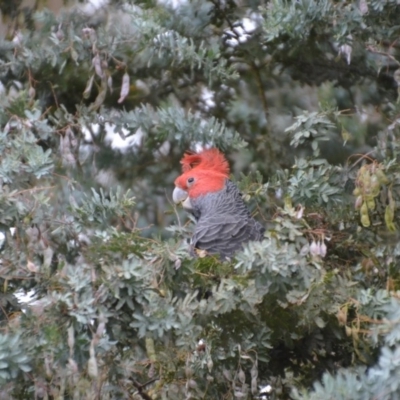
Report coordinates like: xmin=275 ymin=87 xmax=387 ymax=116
xmin=173 ymin=148 xmax=230 ymax=210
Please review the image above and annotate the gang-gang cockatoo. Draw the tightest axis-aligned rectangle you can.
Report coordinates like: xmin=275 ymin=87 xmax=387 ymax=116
xmin=173 ymin=148 xmax=265 ymax=259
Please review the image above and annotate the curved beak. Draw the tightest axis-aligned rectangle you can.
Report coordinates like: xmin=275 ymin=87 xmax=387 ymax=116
xmin=173 ymin=187 xmax=192 ymax=209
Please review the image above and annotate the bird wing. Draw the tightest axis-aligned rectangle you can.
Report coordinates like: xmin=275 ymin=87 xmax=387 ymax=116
xmin=192 ymin=214 xmax=255 ymax=258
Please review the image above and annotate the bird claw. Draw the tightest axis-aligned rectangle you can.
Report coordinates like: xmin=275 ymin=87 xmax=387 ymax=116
xmin=195 ymin=248 xmax=208 ymax=258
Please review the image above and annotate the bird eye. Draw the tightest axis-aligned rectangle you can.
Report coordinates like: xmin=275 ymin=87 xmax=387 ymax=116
xmin=187 ymin=177 xmax=194 ymax=185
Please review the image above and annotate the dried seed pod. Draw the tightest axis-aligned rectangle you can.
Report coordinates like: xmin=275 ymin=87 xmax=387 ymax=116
xmin=237 ymin=368 xmax=245 ymax=384
xmin=366 ymin=197 xmax=375 ymax=211
xmin=370 ymin=175 xmax=380 ymax=197
xmin=385 ymin=205 xmax=396 ymax=231
xmin=376 ymin=169 xmax=389 ymax=185
xmin=360 ymin=202 xmax=370 ymax=227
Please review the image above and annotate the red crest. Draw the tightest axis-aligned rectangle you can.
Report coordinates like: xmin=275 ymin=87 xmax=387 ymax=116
xmin=180 ymin=148 xmax=229 ymax=176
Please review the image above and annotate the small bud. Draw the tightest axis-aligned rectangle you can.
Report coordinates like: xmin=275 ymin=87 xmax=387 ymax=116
xmin=56 ymin=24 xmax=65 ymax=41
xmin=92 ymin=54 xmax=104 ymax=79
xmin=197 ymin=339 xmax=206 ymax=352
xmin=295 ymin=205 xmax=304 ymax=219
xmin=28 ymin=86 xmax=36 ymax=99
xmin=355 ymin=195 xmax=363 ymax=210
xmin=27 ymin=260 xmax=39 ymax=273
xmin=174 ymin=258 xmax=181 ymax=269
xmin=12 ymin=31 xmax=23 ymax=46
xmin=188 ymin=379 xmax=197 ymax=388
xmin=359 ymin=0 xmax=368 ymax=14
xmin=96 ymin=322 xmax=105 ymax=338
xmin=260 ymin=384 xmax=273 ymax=394
xmin=107 ymin=75 xmax=113 ymax=93
xmin=88 ymin=355 xmax=98 ymax=378
xmin=299 ymin=244 xmax=310 ymax=256
xmin=310 ymin=240 xmax=319 ymax=256
xmin=320 ymin=241 xmax=327 ymax=258
xmin=118 ymin=72 xmax=130 ymax=104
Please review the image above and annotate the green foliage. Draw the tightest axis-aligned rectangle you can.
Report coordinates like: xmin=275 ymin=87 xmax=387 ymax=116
xmin=1 ymin=0 xmax=400 ymax=399
xmin=0 ymin=334 xmax=31 ymax=383
xmin=72 ymin=187 xmax=136 ymax=225
xmin=118 ymin=105 xmax=246 ymax=149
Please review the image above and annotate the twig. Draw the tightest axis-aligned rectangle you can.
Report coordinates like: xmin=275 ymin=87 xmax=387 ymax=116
xmin=132 ymin=377 xmax=158 ymax=400
xmin=209 ymin=0 xmax=238 ymax=38
xmin=10 ymin=186 xmax=56 ymax=196
xmin=366 ymin=45 xmax=400 ymax=66
xmin=48 ymin=81 xmax=59 ymax=108
xmin=346 ymin=151 xmax=376 ymax=169
xmin=250 ymin=60 xmax=274 ymax=163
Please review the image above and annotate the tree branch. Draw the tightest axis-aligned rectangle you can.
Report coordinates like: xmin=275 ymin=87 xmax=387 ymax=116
xmin=132 ymin=377 xmax=158 ymax=400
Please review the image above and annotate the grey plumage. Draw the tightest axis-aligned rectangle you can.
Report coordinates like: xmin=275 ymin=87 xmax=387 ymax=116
xmin=189 ymin=180 xmax=265 ymax=259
